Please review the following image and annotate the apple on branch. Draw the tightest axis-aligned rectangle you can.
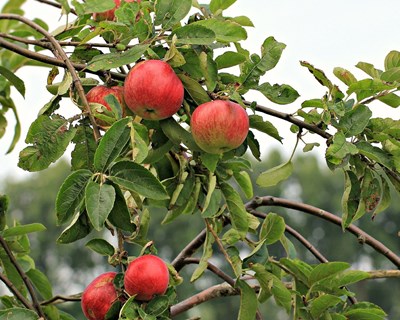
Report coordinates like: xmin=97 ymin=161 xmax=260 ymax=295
xmin=123 ymin=60 xmax=184 ymax=120
xmin=190 ymin=100 xmax=250 ymax=154
xmin=123 ymin=254 xmax=170 ymax=301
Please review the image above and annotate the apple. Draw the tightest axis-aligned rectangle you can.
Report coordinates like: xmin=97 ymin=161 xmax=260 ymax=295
xmin=190 ymin=100 xmax=249 ymax=154
xmin=123 ymin=60 xmax=184 ymax=120
xmin=124 ymin=255 xmax=169 ymax=301
xmin=86 ymin=85 xmax=125 ymax=125
xmin=93 ymin=0 xmax=140 ymax=22
xmin=81 ymin=272 xmax=119 ymax=320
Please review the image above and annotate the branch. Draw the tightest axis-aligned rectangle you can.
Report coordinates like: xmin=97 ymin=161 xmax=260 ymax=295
xmin=368 ymin=269 xmax=400 ymax=279
xmin=244 ymin=100 xmax=332 ymax=140
xmin=0 ymin=236 xmax=45 ymax=318
xmin=41 ymin=293 xmax=82 ymax=306
xmin=0 ymin=272 xmax=34 ymax=310
xmin=0 ymin=14 xmax=101 ymax=141
xmin=34 ymin=0 xmax=77 ymax=15
xmin=246 ymin=196 xmax=400 ymax=268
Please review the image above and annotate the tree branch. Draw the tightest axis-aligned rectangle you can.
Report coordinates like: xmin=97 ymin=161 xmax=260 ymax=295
xmin=0 ymin=272 xmax=34 ymax=310
xmin=246 ymin=196 xmax=400 ymax=268
xmin=41 ymin=293 xmax=82 ymax=306
xmin=34 ymin=0 xmax=77 ymax=15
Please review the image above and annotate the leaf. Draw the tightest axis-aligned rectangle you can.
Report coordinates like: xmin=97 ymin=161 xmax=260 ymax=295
xmin=256 ymin=161 xmax=293 ymax=187
xmin=56 ymin=169 xmax=92 ymax=225
xmin=191 ymin=229 xmax=214 ymax=282
xmin=85 ymin=181 xmax=116 ymax=231
xmin=215 ymin=51 xmax=246 ymax=69
xmin=193 ymin=18 xmax=247 ymax=43
xmin=2 ymin=223 xmax=46 ymax=238
xmin=380 ymin=67 xmax=400 ymax=82
xmin=384 ymin=50 xmax=400 ymax=70
xmin=347 ymin=79 xmax=396 ymax=101
xmin=57 ymin=211 xmax=93 ymax=244
xmin=355 ymin=62 xmax=382 ymax=78
xmin=0 ymin=195 xmax=9 ymax=231
xmin=309 ymin=294 xmax=342 ymax=318
xmin=249 ymin=114 xmax=282 ymax=142
xmin=172 ymin=24 xmax=216 ymax=45
xmin=93 ymin=117 xmax=131 ymax=172
xmin=236 ymin=279 xmax=258 ymax=320
xmin=108 ymin=161 xmax=169 ymax=200
xmin=0 ymin=66 xmax=25 ymax=97
xmin=333 ymin=67 xmax=357 ymax=86
xmin=83 ymin=0 xmax=114 ymax=13
xmin=87 ymin=44 xmax=149 ymax=71
xmin=26 ymin=268 xmax=53 ymax=300
xmin=178 ymin=73 xmax=211 ymax=105
xmin=210 ymin=0 xmax=236 ymax=13
xmin=18 ymin=115 xmax=77 ymax=172
xmin=200 ymin=153 xmax=221 ymax=173
xmin=199 ymin=51 xmax=218 ymax=91
xmin=159 ymin=117 xmax=201 ymax=151
xmin=309 ymin=262 xmax=350 ymax=286
xmin=0 ymin=308 xmax=39 ymax=320
xmin=71 ymin=123 xmax=97 ymax=171
xmin=154 ymin=0 xmax=192 ymax=29
xmin=86 ymin=238 xmax=115 ymax=256
xmin=220 ymin=182 xmax=249 ymax=238
xmin=145 ymin=296 xmax=169 ymax=316
xmin=257 ymin=82 xmax=300 ymax=105
xmin=107 ymin=184 xmax=135 ymax=232
xmin=338 ymin=104 xmax=372 ymax=137
xmin=300 ymin=61 xmax=333 ymax=90
xmin=356 ymin=141 xmax=393 ymax=169
xmin=259 ymin=213 xmax=285 ymax=245
xmin=325 ymin=132 xmax=358 ymax=169
xmin=342 ymin=170 xmax=361 ymax=228
xmin=233 ymin=171 xmax=253 ymax=199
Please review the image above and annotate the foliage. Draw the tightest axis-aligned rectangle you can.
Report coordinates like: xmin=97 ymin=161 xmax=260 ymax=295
xmin=0 ymin=0 xmax=400 ymax=319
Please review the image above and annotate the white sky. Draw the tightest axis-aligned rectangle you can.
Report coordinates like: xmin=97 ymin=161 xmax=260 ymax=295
xmin=1 ymin=0 xmax=399 ymax=184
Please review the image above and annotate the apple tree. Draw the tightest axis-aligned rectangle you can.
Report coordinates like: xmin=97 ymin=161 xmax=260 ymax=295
xmin=1 ymin=0 xmax=400 ymax=319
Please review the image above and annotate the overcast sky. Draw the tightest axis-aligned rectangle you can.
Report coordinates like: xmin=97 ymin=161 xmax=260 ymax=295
xmin=1 ymin=0 xmax=399 ymax=183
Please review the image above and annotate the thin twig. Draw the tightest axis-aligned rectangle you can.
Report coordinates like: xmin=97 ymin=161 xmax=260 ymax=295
xmin=0 ymin=272 xmax=34 ymax=310
xmin=41 ymin=293 xmax=82 ymax=306
xmin=172 ymin=229 xmax=207 ymax=271
xmin=0 ymin=236 xmax=45 ymax=318
xmin=34 ymin=0 xmax=77 ymax=15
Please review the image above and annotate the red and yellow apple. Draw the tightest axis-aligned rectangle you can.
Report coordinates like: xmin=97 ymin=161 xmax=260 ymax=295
xmin=81 ymin=272 xmax=119 ymax=320
xmin=124 ymin=255 xmax=169 ymax=301
xmin=123 ymin=60 xmax=184 ymax=120
xmin=93 ymin=0 xmax=140 ymax=21
xmin=190 ymin=100 xmax=249 ymax=154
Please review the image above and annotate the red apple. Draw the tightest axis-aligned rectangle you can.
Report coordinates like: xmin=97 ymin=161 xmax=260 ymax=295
xmin=93 ymin=0 xmax=140 ymax=21
xmin=124 ymin=255 xmax=169 ymax=301
xmin=123 ymin=60 xmax=184 ymax=120
xmin=81 ymin=272 xmax=119 ymax=320
xmin=190 ymin=100 xmax=249 ymax=154
xmin=86 ymin=85 xmax=126 ymax=125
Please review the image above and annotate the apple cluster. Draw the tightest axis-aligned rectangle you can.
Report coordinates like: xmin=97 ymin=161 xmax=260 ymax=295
xmin=86 ymin=59 xmax=249 ymax=154
xmin=81 ymin=254 xmax=169 ymax=320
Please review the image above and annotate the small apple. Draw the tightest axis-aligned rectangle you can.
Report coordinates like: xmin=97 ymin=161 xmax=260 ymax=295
xmin=190 ymin=100 xmax=249 ymax=154
xmin=123 ymin=60 xmax=184 ymax=120
xmin=93 ymin=0 xmax=140 ymax=22
xmin=124 ymin=255 xmax=169 ymax=301
xmin=86 ymin=85 xmax=125 ymax=125
xmin=81 ymin=272 xmax=119 ymax=320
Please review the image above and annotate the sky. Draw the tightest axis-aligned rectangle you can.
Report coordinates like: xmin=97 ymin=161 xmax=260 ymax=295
xmin=1 ymin=0 xmax=400 ymax=184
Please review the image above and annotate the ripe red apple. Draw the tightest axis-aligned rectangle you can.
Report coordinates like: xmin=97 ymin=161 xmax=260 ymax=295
xmin=190 ymin=100 xmax=250 ymax=154
xmin=81 ymin=272 xmax=119 ymax=320
xmin=86 ymin=85 xmax=126 ymax=125
xmin=93 ymin=0 xmax=140 ymax=21
xmin=124 ymin=255 xmax=169 ymax=301
xmin=123 ymin=60 xmax=184 ymax=120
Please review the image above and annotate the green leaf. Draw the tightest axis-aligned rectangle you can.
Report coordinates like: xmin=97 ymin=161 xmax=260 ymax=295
xmin=0 ymin=66 xmax=25 ymax=97
xmin=83 ymin=0 xmax=114 ymax=13
xmin=109 ymin=161 xmax=169 ymax=200
xmin=93 ymin=117 xmax=131 ymax=172
xmin=193 ymin=18 xmax=247 ymax=43
xmin=338 ymin=104 xmax=372 ymax=137
xmin=107 ymin=184 xmax=135 ymax=232
xmin=309 ymin=262 xmax=350 ymax=286
xmin=57 ymin=211 xmax=93 ymax=244
xmin=199 ymin=51 xmax=218 ymax=91
xmin=85 ymin=181 xmax=116 ymax=231
xmin=200 ymin=153 xmax=221 ymax=173
xmin=384 ymin=50 xmax=400 ymax=70
xmin=131 ymin=122 xmax=149 ymax=164
xmin=380 ymin=67 xmax=400 ymax=82
xmin=71 ymin=123 xmax=97 ymax=171
xmin=333 ymin=67 xmax=357 ymax=86
xmin=257 ymin=82 xmax=299 ymax=105
xmin=355 ymin=62 xmax=382 ymax=78
xmin=191 ymin=229 xmax=214 ymax=282
xmin=309 ymin=294 xmax=342 ymax=318
xmin=342 ymin=170 xmax=361 ymax=228
xmin=145 ymin=296 xmax=169 ymax=316
xmin=0 ymin=195 xmax=9 ymax=231
xmin=259 ymin=213 xmax=285 ymax=245
xmin=325 ymin=132 xmax=358 ymax=169
xmin=210 ymin=0 xmax=236 ymax=13
xmin=356 ymin=141 xmax=393 ymax=169
xmin=233 ymin=171 xmax=253 ymax=199
xmin=220 ymin=182 xmax=249 ymax=238
xmin=172 ymin=24 xmax=216 ymax=45
xmin=347 ymin=79 xmax=396 ymax=101
xmin=256 ymin=161 xmax=293 ymax=187
xmin=300 ymin=61 xmax=333 ymax=90
xmin=154 ymin=0 xmax=192 ymax=29
xmin=178 ymin=73 xmax=211 ymax=105
xmin=215 ymin=51 xmax=246 ymax=69
xmin=86 ymin=238 xmax=115 ymax=256
xmin=56 ymin=169 xmax=93 ymax=225
xmin=159 ymin=117 xmax=201 ymax=151
xmin=87 ymin=44 xmax=149 ymax=71
xmin=236 ymin=279 xmax=258 ymax=320
xmin=26 ymin=268 xmax=53 ymax=300
xmin=18 ymin=115 xmax=77 ymax=172
xmin=0 ymin=308 xmax=39 ymax=320
xmin=249 ymin=114 xmax=282 ymax=142
xmin=2 ymin=223 xmax=46 ymax=238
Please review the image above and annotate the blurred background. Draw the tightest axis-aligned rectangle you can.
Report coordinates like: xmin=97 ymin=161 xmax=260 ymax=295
xmin=1 ymin=0 xmax=400 ymax=319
